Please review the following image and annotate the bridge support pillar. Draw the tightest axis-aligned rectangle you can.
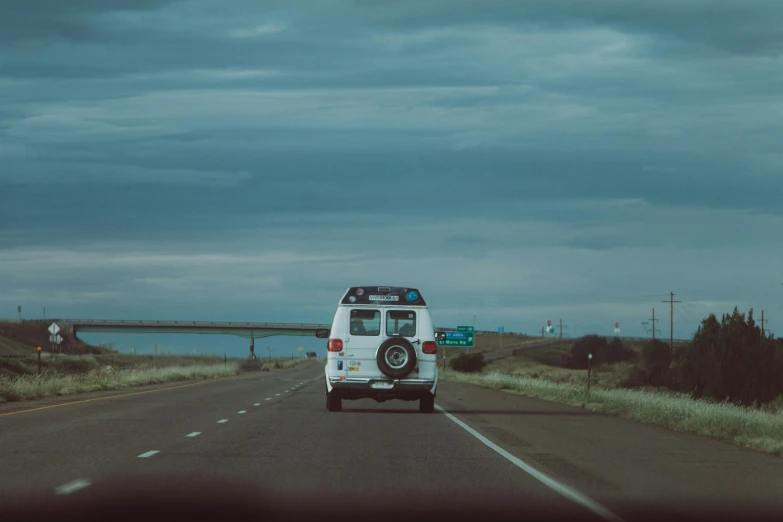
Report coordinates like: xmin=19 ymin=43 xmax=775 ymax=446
xmin=249 ymin=334 xmax=255 ymax=360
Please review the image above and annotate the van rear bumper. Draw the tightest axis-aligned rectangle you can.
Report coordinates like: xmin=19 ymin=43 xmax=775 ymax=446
xmin=328 ymin=377 xmax=436 ymax=400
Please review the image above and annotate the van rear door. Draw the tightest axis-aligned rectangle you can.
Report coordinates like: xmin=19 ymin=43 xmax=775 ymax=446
xmin=344 ymin=308 xmax=384 ymax=378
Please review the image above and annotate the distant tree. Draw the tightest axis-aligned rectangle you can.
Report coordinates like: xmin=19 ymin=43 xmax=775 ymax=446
xmin=678 ymin=308 xmax=779 ymax=406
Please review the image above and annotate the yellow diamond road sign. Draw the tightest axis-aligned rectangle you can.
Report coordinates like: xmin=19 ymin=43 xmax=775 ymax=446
xmin=298 ymin=346 xmax=303 ymax=351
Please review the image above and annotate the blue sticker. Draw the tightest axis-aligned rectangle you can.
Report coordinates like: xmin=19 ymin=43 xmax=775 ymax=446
xmin=337 ymin=361 xmax=343 ymax=370
xmin=405 ymin=291 xmax=419 ymax=302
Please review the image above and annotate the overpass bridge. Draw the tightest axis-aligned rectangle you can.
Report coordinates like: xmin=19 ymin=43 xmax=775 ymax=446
xmin=57 ymin=319 xmax=332 ymax=359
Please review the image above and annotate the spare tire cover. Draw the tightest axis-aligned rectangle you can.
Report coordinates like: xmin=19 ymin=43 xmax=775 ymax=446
xmin=376 ymin=337 xmax=417 ymax=379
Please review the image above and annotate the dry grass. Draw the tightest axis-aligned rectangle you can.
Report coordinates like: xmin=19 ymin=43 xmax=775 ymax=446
xmin=442 ymin=370 xmax=783 ymax=456
xmin=0 ymin=363 xmax=241 ymax=403
xmin=260 ymin=358 xmax=305 ymax=371
xmin=486 ymin=354 xmax=634 ymax=389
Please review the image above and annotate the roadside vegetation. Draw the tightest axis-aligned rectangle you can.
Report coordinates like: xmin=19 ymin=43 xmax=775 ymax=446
xmin=0 ymin=355 xmax=309 ymax=403
xmin=442 ymin=307 xmax=783 ymax=456
xmin=0 ymin=319 xmax=311 ymax=403
xmin=0 ymin=363 xmax=241 ymax=402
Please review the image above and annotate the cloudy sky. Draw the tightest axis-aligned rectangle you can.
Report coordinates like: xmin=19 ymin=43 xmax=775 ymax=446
xmin=2 ymin=0 xmax=782 ymax=355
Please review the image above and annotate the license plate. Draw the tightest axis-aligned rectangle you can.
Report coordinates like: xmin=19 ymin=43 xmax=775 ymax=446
xmin=348 ymin=366 xmax=360 ymax=372
xmin=370 ymin=381 xmax=394 ymax=389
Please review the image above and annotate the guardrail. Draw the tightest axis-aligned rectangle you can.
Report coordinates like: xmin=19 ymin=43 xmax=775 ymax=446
xmin=0 ymin=354 xmax=35 ymax=359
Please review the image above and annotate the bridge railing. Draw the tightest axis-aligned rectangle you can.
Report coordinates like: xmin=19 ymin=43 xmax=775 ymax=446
xmin=64 ymin=319 xmax=332 ymax=328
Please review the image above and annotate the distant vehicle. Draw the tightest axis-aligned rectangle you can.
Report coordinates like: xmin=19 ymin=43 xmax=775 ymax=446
xmin=305 ymin=352 xmax=317 ymax=358
xmin=317 ymin=286 xmax=440 ymax=413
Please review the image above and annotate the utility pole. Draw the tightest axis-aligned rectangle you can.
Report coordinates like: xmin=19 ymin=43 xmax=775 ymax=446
xmin=649 ymin=308 xmax=660 ymax=340
xmin=760 ymin=310 xmax=768 ymax=338
xmin=471 ymin=314 xmax=476 ymax=353
xmin=559 ymin=318 xmax=563 ymax=339
xmin=662 ymin=292 xmax=681 ymax=354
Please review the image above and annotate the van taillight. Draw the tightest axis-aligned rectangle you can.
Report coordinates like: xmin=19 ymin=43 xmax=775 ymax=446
xmin=422 ymin=341 xmax=437 ymax=354
xmin=328 ymin=339 xmax=343 ymax=352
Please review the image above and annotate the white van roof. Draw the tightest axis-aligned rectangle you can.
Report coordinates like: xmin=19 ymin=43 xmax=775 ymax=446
xmin=340 ymin=286 xmax=428 ymax=307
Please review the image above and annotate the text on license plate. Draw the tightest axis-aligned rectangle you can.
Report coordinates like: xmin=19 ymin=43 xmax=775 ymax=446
xmin=370 ymin=381 xmax=394 ymax=389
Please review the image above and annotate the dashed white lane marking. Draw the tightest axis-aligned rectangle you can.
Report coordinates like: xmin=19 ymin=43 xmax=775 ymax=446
xmin=137 ymin=450 xmax=160 ymax=459
xmin=435 ymin=405 xmax=623 ymax=522
xmin=186 ymin=432 xmax=201 ymax=438
xmin=217 ymin=419 xmax=228 ymax=424
xmin=55 ymin=479 xmax=91 ymax=496
xmin=275 ymin=393 xmax=281 ymax=396
xmin=253 ymin=403 xmax=261 ymax=406
xmin=238 ymin=410 xmax=246 ymax=414
xmin=265 ymin=398 xmax=271 ymax=401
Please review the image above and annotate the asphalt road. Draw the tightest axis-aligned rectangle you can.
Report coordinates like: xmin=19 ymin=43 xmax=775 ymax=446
xmin=3 ymin=360 xmax=783 ymax=520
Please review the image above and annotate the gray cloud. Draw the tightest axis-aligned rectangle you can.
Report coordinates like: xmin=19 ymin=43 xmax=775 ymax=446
xmin=1 ymin=0 xmax=782 ymax=340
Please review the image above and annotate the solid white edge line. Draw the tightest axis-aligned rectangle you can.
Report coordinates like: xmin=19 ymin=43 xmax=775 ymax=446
xmin=434 ymin=405 xmax=623 ymax=522
xmin=55 ymin=479 xmax=92 ymax=495
xmin=137 ymin=450 xmax=160 ymax=459
xmin=217 ymin=419 xmax=228 ymax=424
xmin=186 ymin=432 xmax=201 ymax=437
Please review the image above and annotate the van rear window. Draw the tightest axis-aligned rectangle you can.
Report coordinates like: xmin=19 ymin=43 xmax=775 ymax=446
xmin=386 ymin=310 xmax=416 ymax=338
xmin=349 ymin=309 xmax=380 ymax=336
xmin=341 ymin=287 xmax=426 ymax=306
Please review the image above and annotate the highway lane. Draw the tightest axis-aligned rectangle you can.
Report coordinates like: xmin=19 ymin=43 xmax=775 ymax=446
xmin=3 ymin=360 xmax=783 ymax=519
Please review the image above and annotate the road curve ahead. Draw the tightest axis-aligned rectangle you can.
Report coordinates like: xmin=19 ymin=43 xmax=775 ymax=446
xmin=2 ymin=360 xmax=783 ymax=521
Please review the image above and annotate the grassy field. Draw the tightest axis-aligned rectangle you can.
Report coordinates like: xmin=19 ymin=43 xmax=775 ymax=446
xmin=0 ymin=352 xmax=233 ymax=377
xmin=0 ymin=363 xmax=241 ymax=403
xmin=0 ymin=354 xmax=308 ymax=403
xmin=481 ymin=344 xmax=637 ymax=389
xmin=442 ymin=358 xmax=783 ymax=456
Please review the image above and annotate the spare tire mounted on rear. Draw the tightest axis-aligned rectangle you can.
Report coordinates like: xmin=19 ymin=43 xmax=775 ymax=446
xmin=376 ymin=337 xmax=417 ymax=379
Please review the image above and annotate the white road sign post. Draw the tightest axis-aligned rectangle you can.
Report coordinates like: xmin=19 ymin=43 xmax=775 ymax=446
xmin=48 ymin=324 xmax=62 ymax=354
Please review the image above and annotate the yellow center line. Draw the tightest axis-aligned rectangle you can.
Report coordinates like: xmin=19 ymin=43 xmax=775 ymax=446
xmin=0 ymin=381 xmax=211 ymax=418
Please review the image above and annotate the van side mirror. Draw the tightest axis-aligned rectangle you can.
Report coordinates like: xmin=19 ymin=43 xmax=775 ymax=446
xmin=315 ymin=328 xmax=330 ymax=339
xmin=434 ymin=331 xmax=446 ymax=342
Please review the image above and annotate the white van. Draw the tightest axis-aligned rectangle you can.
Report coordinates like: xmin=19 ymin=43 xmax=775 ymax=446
xmin=316 ymin=286 xmax=442 ymax=413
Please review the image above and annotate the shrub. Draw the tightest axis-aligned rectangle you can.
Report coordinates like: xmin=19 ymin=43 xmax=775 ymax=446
xmin=624 ymin=339 xmax=673 ymax=388
xmin=568 ymin=335 xmax=607 ymax=369
xmin=449 ymin=352 xmax=487 ymax=373
xmin=568 ymin=336 xmax=633 ymax=369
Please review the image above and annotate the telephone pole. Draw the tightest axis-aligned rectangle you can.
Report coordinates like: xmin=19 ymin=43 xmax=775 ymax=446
xmin=649 ymin=308 xmax=660 ymax=340
xmin=662 ymin=292 xmax=681 ymax=354
xmin=760 ymin=310 xmax=768 ymax=337
xmin=559 ymin=318 xmax=563 ymax=339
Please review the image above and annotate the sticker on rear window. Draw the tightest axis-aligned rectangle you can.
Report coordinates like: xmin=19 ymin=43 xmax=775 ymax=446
xmin=369 ymin=295 xmax=399 ymax=301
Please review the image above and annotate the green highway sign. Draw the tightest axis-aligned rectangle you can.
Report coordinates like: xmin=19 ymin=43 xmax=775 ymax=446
xmin=438 ymin=326 xmax=474 ymax=347
xmin=439 ymin=338 xmax=474 ymax=347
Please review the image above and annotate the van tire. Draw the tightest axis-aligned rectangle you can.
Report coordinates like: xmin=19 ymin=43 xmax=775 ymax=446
xmin=419 ymin=393 xmax=435 ymax=413
xmin=376 ymin=337 xmax=417 ymax=379
xmin=326 ymin=388 xmax=342 ymax=412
